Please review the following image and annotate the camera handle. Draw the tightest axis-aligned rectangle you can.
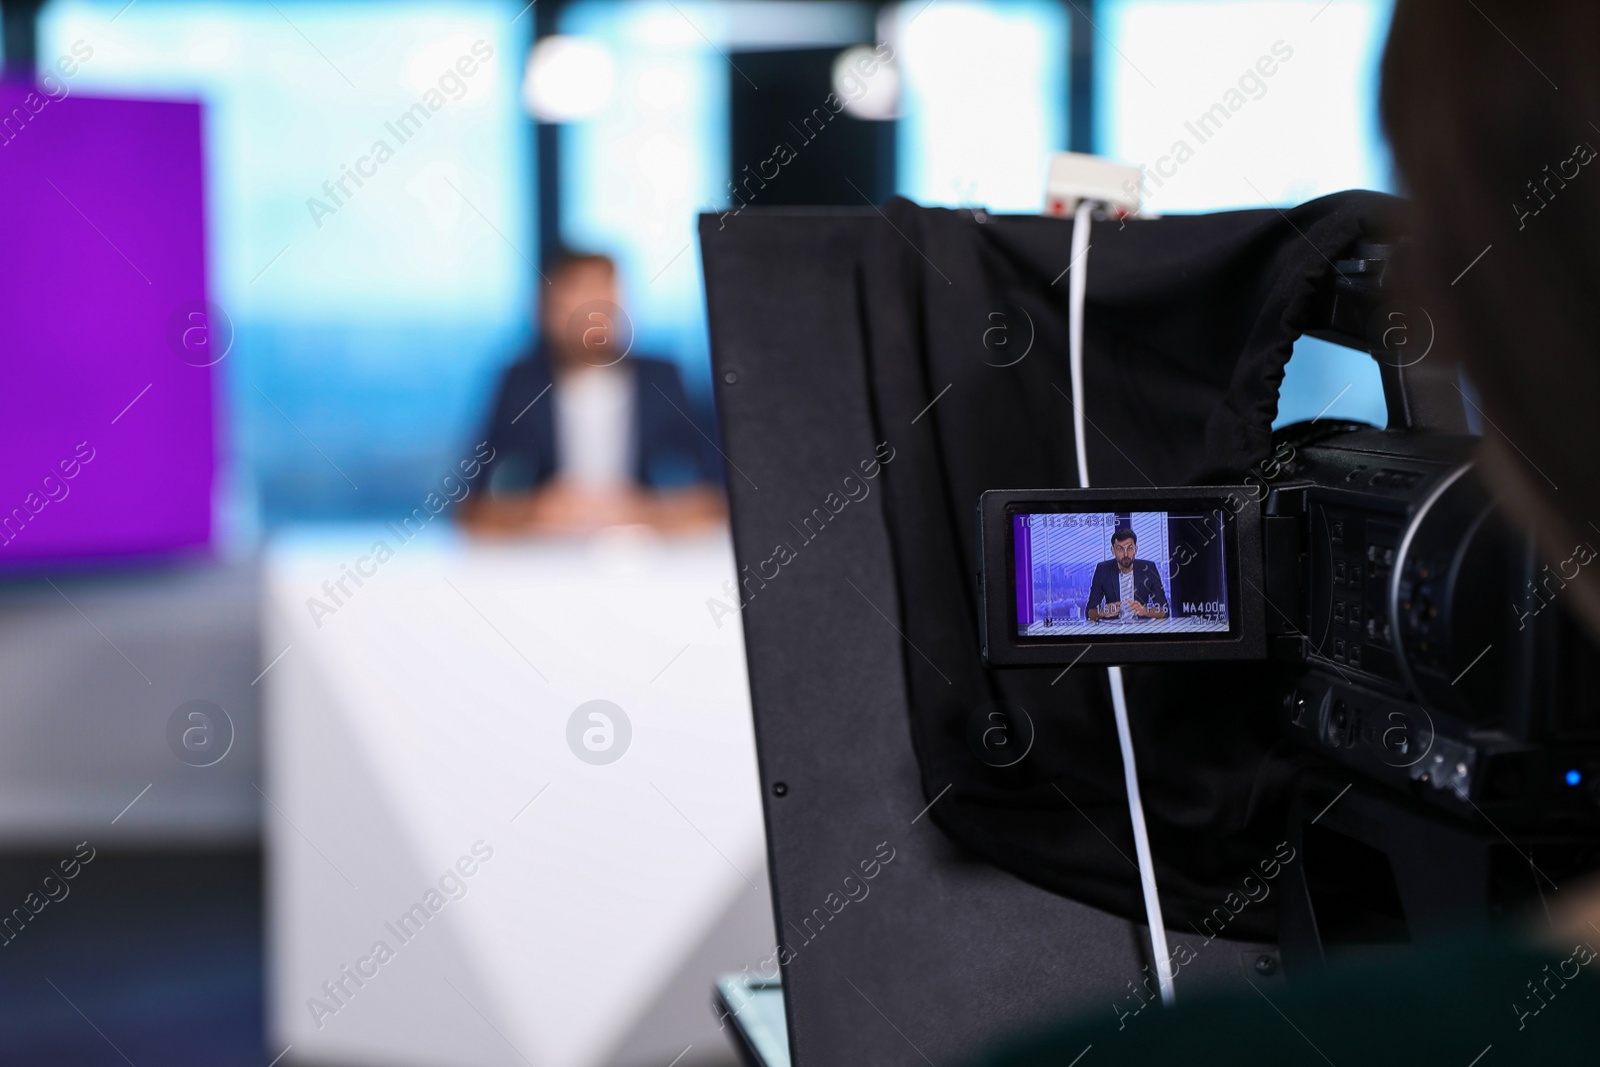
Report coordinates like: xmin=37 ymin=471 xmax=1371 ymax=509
xmin=1301 ymin=243 xmax=1469 ymax=434
xmin=1372 ymin=341 xmax=1469 ymax=434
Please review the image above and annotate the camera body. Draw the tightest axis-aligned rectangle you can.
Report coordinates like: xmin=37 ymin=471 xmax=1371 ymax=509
xmin=978 ymin=423 xmax=1600 ymax=827
xmin=1263 ymin=423 xmax=1600 ymax=827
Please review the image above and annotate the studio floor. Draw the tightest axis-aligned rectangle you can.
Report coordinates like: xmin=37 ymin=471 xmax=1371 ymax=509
xmin=0 ymin=848 xmax=269 ymax=1067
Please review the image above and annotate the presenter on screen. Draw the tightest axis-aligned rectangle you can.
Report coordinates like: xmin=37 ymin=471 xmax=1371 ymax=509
xmin=1085 ymin=527 xmax=1169 ymax=621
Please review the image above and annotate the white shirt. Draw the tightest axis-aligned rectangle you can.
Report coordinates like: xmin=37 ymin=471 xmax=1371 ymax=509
xmin=1118 ymin=566 xmax=1135 ymax=621
xmin=554 ymin=367 xmax=635 ymax=488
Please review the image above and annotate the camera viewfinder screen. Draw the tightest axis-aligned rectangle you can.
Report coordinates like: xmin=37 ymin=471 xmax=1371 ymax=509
xmin=1013 ymin=510 xmax=1231 ymax=638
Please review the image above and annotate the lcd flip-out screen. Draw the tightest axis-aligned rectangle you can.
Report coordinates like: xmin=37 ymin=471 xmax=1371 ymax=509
xmin=1012 ymin=509 xmax=1232 ymax=639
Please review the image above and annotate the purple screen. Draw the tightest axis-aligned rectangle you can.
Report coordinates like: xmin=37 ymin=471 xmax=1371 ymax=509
xmin=0 ymin=88 xmax=214 ymax=566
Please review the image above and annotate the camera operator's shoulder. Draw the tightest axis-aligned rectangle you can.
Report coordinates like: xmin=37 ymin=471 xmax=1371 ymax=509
xmin=966 ymin=935 xmax=1600 ymax=1066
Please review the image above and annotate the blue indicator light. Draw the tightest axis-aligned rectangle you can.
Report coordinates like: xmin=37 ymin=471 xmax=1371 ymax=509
xmin=1566 ymin=769 xmax=1583 ymax=787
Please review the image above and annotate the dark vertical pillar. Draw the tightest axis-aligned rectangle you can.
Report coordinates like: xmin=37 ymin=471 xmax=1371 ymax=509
xmin=2 ymin=0 xmax=42 ymax=77
xmin=872 ymin=1 xmax=898 ymax=202
xmin=533 ymin=0 xmax=564 ymax=276
xmin=874 ymin=100 xmax=898 ymax=204
xmin=728 ymin=46 xmax=896 ymax=207
xmin=1066 ymin=0 xmax=1095 ymax=153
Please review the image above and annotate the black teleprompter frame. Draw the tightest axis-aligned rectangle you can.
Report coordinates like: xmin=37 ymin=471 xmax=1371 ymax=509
xmin=699 ymin=209 xmax=1275 ymax=1067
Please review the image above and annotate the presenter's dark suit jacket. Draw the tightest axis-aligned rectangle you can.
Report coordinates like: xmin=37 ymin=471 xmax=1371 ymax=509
xmin=1085 ymin=557 xmax=1168 ymax=616
xmin=478 ymin=350 xmax=720 ymax=493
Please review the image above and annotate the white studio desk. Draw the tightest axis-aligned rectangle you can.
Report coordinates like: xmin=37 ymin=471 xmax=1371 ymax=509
xmin=261 ymin=526 xmax=772 ymax=1067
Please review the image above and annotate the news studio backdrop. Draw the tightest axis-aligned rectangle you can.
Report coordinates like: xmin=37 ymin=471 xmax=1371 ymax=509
xmin=699 ymin=187 xmax=1600 ymax=1064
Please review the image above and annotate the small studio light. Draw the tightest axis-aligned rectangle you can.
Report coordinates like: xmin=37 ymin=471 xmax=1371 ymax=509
xmin=523 ymin=36 xmax=615 ymax=122
xmin=832 ymin=44 xmax=899 ymax=121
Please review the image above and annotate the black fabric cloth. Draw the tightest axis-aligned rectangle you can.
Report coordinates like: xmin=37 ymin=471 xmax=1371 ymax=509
xmin=479 ymin=350 xmax=720 ymax=492
xmin=855 ymin=191 xmax=1403 ymax=942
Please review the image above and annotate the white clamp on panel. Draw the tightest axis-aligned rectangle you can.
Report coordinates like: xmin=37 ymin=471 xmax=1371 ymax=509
xmin=1043 ymin=151 xmax=1145 ymax=219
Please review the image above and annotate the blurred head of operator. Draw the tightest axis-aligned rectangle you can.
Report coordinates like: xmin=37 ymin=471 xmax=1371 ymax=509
xmin=459 ymin=251 xmax=726 ymax=536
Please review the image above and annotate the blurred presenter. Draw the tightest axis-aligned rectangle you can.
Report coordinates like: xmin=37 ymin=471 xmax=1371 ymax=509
xmin=460 ymin=252 xmax=726 ymax=535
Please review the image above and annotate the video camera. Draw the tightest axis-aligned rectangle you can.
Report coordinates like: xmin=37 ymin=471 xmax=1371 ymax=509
xmin=977 ymin=246 xmax=1600 ymax=833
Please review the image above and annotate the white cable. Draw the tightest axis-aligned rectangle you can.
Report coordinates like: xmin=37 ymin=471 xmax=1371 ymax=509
xmin=1067 ymin=199 xmax=1176 ymax=1008
xmin=1068 ymin=201 xmax=1093 ymax=490
xmin=1107 ymin=664 xmax=1174 ymax=1005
